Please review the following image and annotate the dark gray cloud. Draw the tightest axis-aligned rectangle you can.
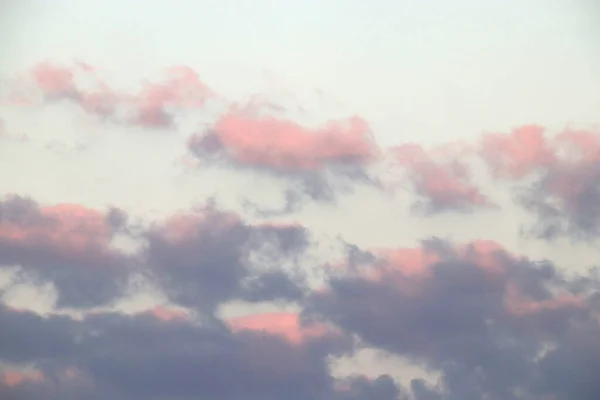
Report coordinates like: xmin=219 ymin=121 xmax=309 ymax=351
xmin=517 ymin=163 xmax=600 ymax=241
xmin=305 ymin=239 xmax=600 ymax=400
xmin=337 ymin=375 xmax=405 ymax=400
xmin=78 ymin=312 xmax=342 ymax=400
xmin=0 ymin=197 xmax=310 ymax=310
xmin=105 ymin=207 xmax=129 ymax=231
xmin=0 ymin=196 xmax=131 ymax=308
xmin=144 ymin=207 xmax=310 ymax=310
xmin=0 ymin=305 xmax=405 ymax=400
xmin=0 ymin=305 xmax=77 ymax=365
xmin=411 ymin=379 xmax=444 ymax=400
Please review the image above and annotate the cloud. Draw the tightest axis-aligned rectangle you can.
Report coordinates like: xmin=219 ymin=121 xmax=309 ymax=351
xmin=481 ymin=125 xmax=556 ymax=180
xmin=190 ymin=113 xmax=376 ymax=172
xmin=9 ymin=61 xmax=215 ymax=129
xmin=1 ymin=369 xmax=45 ymax=387
xmin=0 ymin=305 xmax=77 ymax=365
xmin=132 ymin=65 xmax=215 ymax=129
xmin=0 ymin=304 xmax=408 ymax=400
xmin=0 ymin=195 xmax=131 ymax=307
xmin=77 ymin=312 xmax=338 ymax=400
xmin=335 ymin=375 xmax=404 ymax=400
xmin=480 ymin=125 xmax=600 ymax=239
xmin=388 ymin=142 xmax=491 ymax=214
xmin=144 ymin=205 xmax=309 ymax=310
xmin=227 ymin=311 xmax=335 ymax=345
xmin=0 ymin=195 xmax=309 ymax=310
xmin=2 ymin=59 xmax=600 ymax=400
xmin=188 ymin=111 xmax=381 ymax=212
xmin=27 ymin=61 xmax=122 ymax=119
xmin=305 ymin=239 xmax=599 ymax=400
xmin=146 ymin=305 xmax=190 ymax=323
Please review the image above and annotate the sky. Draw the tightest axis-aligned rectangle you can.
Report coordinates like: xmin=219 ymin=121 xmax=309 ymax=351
xmin=0 ymin=1 xmax=600 ymax=399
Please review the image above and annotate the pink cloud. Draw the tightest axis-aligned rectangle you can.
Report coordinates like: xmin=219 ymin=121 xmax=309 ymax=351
xmin=148 ymin=306 xmax=190 ymax=322
xmin=481 ymin=125 xmax=556 ymax=179
xmin=555 ymin=129 xmax=600 ymax=163
xmin=372 ymin=247 xmax=440 ymax=279
xmin=133 ymin=66 xmax=215 ymax=128
xmin=0 ymin=200 xmax=113 ymax=262
xmin=189 ymin=113 xmax=378 ymax=172
xmin=330 ymin=241 xmax=511 ymax=294
xmin=12 ymin=61 xmax=215 ymax=129
xmin=32 ymin=61 xmax=78 ymax=98
xmin=479 ymin=125 xmax=600 ymax=237
xmin=1 ymin=369 xmax=45 ymax=387
xmin=227 ymin=312 xmax=333 ymax=344
xmin=390 ymin=142 xmax=490 ymax=213
xmin=0 ymin=196 xmax=129 ymax=307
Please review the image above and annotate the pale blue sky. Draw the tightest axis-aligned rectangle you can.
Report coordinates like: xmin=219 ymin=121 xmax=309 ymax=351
xmin=2 ymin=0 xmax=599 ymax=146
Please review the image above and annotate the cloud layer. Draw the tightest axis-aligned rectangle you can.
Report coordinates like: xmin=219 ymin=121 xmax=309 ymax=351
xmin=1 ymin=61 xmax=599 ymax=400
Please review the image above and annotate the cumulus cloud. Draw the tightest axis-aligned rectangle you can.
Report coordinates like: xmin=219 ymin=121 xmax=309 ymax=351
xmin=144 ymin=205 xmax=309 ymax=310
xmin=0 ymin=195 xmax=131 ymax=307
xmin=306 ymin=239 xmax=600 ymax=400
xmin=189 ymin=113 xmax=377 ymax=172
xmin=1 ymin=59 xmax=600 ymax=400
xmin=480 ymin=125 xmax=600 ymax=239
xmin=0 ymin=304 xmax=406 ymax=400
xmin=188 ymin=111 xmax=381 ymax=212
